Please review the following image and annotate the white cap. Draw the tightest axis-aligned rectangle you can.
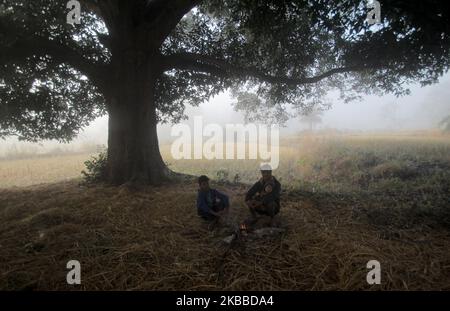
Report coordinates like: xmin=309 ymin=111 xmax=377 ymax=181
xmin=260 ymin=163 xmax=272 ymax=171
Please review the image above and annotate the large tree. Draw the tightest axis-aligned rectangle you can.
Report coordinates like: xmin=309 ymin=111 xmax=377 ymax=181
xmin=1 ymin=0 xmax=450 ymax=185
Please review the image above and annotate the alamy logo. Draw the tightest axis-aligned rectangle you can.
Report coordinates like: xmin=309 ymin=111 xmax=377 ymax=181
xmin=171 ymin=116 xmax=279 ymax=169
xmin=366 ymin=0 xmax=381 ymax=25
xmin=366 ymin=260 xmax=381 ymax=285
xmin=66 ymin=0 xmax=81 ymax=25
xmin=66 ymin=260 xmax=81 ymax=285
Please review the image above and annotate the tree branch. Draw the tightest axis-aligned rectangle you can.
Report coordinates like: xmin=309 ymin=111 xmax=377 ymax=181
xmin=146 ymin=0 xmax=202 ymax=44
xmin=1 ymin=36 xmax=110 ymax=92
xmin=163 ymin=52 xmax=365 ymax=85
xmin=80 ymin=0 xmax=119 ymax=38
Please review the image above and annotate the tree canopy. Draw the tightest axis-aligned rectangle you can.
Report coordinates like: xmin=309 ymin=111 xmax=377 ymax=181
xmin=1 ymin=0 xmax=450 ymax=184
xmin=0 ymin=0 xmax=450 ymax=140
xmin=2 ymin=0 xmax=450 ymax=140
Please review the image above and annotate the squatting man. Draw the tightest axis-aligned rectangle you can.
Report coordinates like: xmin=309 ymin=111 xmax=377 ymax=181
xmin=196 ymin=164 xmax=281 ymax=230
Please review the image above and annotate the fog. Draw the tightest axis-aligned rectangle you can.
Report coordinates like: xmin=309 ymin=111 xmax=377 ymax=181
xmin=1 ymin=72 xmax=449 ymax=155
xmin=160 ymin=72 xmax=450 ymax=140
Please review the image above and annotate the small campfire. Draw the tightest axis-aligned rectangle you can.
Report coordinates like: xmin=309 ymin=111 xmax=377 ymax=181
xmin=239 ymin=223 xmax=248 ymax=236
xmin=222 ymin=221 xmax=286 ymax=244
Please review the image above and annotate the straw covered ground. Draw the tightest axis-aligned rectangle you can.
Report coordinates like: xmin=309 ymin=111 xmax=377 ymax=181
xmin=1 ymin=177 xmax=449 ymax=290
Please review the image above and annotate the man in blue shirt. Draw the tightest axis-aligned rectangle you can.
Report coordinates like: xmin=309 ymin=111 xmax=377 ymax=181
xmin=196 ymin=175 xmax=230 ymax=221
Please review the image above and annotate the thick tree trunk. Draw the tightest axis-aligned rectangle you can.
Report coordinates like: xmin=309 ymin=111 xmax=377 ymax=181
xmin=105 ymin=47 xmax=168 ymax=186
xmin=107 ymin=100 xmax=168 ymax=185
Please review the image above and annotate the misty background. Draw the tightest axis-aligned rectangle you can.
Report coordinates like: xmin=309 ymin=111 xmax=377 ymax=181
xmin=1 ymin=72 xmax=449 ymax=157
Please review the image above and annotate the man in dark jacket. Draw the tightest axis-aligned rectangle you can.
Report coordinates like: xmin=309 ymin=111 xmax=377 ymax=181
xmin=245 ymin=165 xmax=281 ymax=225
xmin=196 ymin=175 xmax=230 ymax=221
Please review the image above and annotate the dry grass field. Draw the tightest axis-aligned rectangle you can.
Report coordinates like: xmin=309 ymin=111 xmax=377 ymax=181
xmin=0 ymin=132 xmax=449 ymax=290
xmin=0 ymin=153 xmax=93 ymax=188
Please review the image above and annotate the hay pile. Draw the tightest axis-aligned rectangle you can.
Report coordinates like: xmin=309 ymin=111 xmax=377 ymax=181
xmin=0 ymin=179 xmax=449 ymax=290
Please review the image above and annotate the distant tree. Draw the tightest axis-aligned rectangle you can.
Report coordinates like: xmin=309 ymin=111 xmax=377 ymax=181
xmin=299 ymin=110 xmax=323 ymax=132
xmin=439 ymin=115 xmax=450 ymax=132
xmin=2 ymin=0 xmax=450 ymax=185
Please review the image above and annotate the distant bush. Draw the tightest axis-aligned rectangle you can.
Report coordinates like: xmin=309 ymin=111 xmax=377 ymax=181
xmin=216 ymin=169 xmax=229 ymax=183
xmin=370 ymin=161 xmax=418 ymax=180
xmin=81 ymin=150 xmax=108 ymax=184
